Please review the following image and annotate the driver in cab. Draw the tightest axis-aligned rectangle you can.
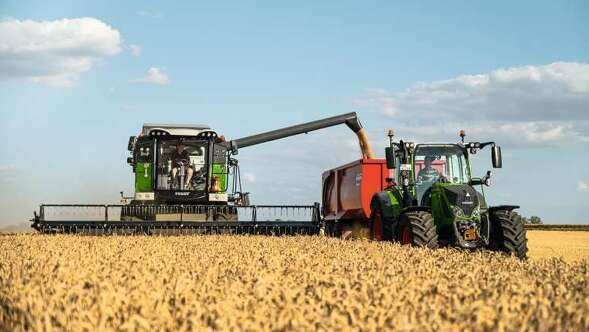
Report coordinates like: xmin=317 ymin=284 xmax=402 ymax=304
xmin=171 ymin=141 xmax=193 ymax=189
xmin=417 ymin=156 xmax=441 ymax=183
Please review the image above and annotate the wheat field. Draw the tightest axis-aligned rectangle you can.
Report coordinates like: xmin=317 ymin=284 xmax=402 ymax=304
xmin=0 ymin=232 xmax=588 ymax=331
xmin=527 ymin=230 xmax=589 ymax=262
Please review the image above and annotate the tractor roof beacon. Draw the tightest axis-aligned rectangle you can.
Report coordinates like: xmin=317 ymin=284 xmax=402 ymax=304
xmin=369 ymin=129 xmax=528 ymax=259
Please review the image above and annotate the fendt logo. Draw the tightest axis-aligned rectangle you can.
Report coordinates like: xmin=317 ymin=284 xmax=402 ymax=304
xmin=462 ymin=190 xmax=473 ymax=204
xmin=174 ymin=192 xmax=190 ymax=196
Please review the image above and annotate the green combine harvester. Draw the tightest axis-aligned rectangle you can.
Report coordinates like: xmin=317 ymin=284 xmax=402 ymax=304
xmin=31 ymin=113 xmax=374 ymax=235
xmin=366 ymin=130 xmax=527 ymax=258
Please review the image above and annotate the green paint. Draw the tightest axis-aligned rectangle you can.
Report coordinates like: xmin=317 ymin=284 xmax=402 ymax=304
xmin=385 ymin=188 xmax=403 ymax=219
xmin=135 ymin=162 xmax=152 ymax=192
xmin=211 ymin=163 xmax=228 ymax=192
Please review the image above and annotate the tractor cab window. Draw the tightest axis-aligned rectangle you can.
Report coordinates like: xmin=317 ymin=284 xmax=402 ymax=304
xmin=414 ymin=145 xmax=469 ymax=203
xmin=156 ymin=139 xmax=208 ymax=191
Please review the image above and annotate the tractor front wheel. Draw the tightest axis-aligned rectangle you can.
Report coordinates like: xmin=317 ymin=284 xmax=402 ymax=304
xmin=489 ymin=210 xmax=528 ymax=259
xmin=397 ymin=211 xmax=438 ymax=248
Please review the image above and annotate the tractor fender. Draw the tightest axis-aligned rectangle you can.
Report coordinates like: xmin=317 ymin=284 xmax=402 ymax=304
xmin=489 ymin=205 xmax=520 ymax=213
xmin=370 ymin=192 xmax=396 ymax=221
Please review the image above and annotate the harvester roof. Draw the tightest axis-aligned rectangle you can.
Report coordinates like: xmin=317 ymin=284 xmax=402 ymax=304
xmin=141 ymin=123 xmax=211 ymax=137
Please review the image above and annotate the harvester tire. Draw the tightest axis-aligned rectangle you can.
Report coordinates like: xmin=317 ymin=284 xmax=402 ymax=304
xmin=398 ymin=211 xmax=438 ymax=249
xmin=489 ymin=210 xmax=527 ymax=259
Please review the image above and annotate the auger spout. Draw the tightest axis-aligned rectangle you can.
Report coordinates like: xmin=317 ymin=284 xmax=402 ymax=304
xmin=228 ymin=112 xmax=375 ymax=159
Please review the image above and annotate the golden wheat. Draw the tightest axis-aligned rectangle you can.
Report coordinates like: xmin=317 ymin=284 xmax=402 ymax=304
xmin=0 ymin=234 xmax=588 ymax=331
xmin=527 ymin=230 xmax=589 ymax=262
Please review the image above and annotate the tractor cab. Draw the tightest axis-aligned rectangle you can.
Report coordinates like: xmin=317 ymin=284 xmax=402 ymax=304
xmin=412 ymin=144 xmax=471 ymax=205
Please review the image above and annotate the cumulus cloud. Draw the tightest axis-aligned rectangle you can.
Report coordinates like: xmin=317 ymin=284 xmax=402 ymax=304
xmin=0 ymin=17 xmax=122 ymax=87
xmin=353 ymin=62 xmax=589 ymax=147
xmin=130 ymin=67 xmax=169 ymax=85
xmin=578 ymin=180 xmax=589 ymax=193
xmin=129 ymin=44 xmax=142 ymax=56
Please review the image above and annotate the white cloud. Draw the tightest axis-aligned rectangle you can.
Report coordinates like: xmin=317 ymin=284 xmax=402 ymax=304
xmin=353 ymin=62 xmax=589 ymax=147
xmin=0 ymin=165 xmax=16 ymax=183
xmin=136 ymin=10 xmax=163 ymax=19
xmin=578 ymin=180 xmax=589 ymax=193
xmin=129 ymin=44 xmax=142 ymax=56
xmin=130 ymin=67 xmax=169 ymax=85
xmin=0 ymin=165 xmax=15 ymax=172
xmin=0 ymin=17 xmax=122 ymax=87
xmin=243 ymin=172 xmax=256 ymax=183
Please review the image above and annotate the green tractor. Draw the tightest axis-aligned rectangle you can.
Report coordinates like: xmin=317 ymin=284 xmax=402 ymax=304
xmin=369 ymin=130 xmax=527 ymax=259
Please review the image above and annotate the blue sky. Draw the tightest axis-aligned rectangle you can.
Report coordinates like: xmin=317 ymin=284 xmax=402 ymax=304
xmin=1 ymin=1 xmax=588 ymax=225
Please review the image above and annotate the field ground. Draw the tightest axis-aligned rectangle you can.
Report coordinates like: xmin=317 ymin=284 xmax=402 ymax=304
xmin=527 ymin=230 xmax=589 ymax=262
xmin=1 ymin=233 xmax=588 ymax=331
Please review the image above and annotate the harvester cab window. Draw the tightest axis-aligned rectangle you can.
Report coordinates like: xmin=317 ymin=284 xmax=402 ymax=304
xmin=156 ymin=139 xmax=207 ymax=191
xmin=414 ymin=145 xmax=469 ymax=203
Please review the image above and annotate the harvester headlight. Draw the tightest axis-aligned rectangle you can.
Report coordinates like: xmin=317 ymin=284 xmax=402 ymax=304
xmin=452 ymin=205 xmax=464 ymax=217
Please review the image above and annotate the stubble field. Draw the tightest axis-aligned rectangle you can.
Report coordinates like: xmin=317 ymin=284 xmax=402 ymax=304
xmin=0 ymin=231 xmax=587 ymax=331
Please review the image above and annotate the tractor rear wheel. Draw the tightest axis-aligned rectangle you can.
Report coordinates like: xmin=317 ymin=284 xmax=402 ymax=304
xmin=489 ymin=210 xmax=528 ymax=259
xmin=397 ymin=211 xmax=438 ymax=248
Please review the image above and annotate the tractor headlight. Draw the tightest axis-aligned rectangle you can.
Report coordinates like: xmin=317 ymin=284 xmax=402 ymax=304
xmin=451 ymin=205 xmax=464 ymax=217
xmin=471 ymin=206 xmax=481 ymax=219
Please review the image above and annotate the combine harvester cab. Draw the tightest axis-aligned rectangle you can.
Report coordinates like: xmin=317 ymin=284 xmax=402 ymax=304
xmin=32 ymin=113 xmax=374 ymax=235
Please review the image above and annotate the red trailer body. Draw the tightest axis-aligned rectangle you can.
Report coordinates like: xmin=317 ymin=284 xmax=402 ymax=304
xmin=322 ymin=159 xmax=390 ymax=223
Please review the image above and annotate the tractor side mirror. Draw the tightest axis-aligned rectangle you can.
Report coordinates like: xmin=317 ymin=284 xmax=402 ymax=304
xmin=491 ymin=146 xmax=502 ymax=168
xmin=385 ymin=147 xmax=396 ymax=169
xmin=127 ymin=136 xmax=136 ymax=151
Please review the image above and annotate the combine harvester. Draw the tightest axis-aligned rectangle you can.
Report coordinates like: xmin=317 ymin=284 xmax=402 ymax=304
xmin=32 ymin=113 xmax=374 ymax=235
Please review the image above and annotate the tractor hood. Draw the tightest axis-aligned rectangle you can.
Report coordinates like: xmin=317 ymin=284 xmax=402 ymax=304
xmin=443 ymin=184 xmax=480 ymax=218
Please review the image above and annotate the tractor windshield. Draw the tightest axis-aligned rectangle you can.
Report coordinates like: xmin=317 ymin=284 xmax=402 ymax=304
xmin=414 ymin=144 xmax=469 ymax=202
xmin=156 ymin=139 xmax=208 ymax=191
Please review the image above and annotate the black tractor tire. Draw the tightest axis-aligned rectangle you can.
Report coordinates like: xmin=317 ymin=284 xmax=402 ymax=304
xmin=489 ymin=210 xmax=528 ymax=259
xmin=397 ymin=211 xmax=438 ymax=248
xmin=369 ymin=205 xmax=393 ymax=241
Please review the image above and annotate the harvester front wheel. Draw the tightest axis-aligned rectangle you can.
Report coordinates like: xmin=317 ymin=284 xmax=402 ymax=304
xmin=489 ymin=210 xmax=527 ymax=259
xmin=397 ymin=211 xmax=438 ymax=249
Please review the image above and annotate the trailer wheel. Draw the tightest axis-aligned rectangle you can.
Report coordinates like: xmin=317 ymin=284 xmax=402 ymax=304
xmin=397 ymin=211 xmax=438 ymax=248
xmin=370 ymin=203 xmax=394 ymax=241
xmin=370 ymin=206 xmax=384 ymax=241
xmin=489 ymin=210 xmax=528 ymax=259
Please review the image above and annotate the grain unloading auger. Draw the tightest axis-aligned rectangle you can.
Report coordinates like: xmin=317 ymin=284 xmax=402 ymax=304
xmin=31 ymin=113 xmax=374 ymax=235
